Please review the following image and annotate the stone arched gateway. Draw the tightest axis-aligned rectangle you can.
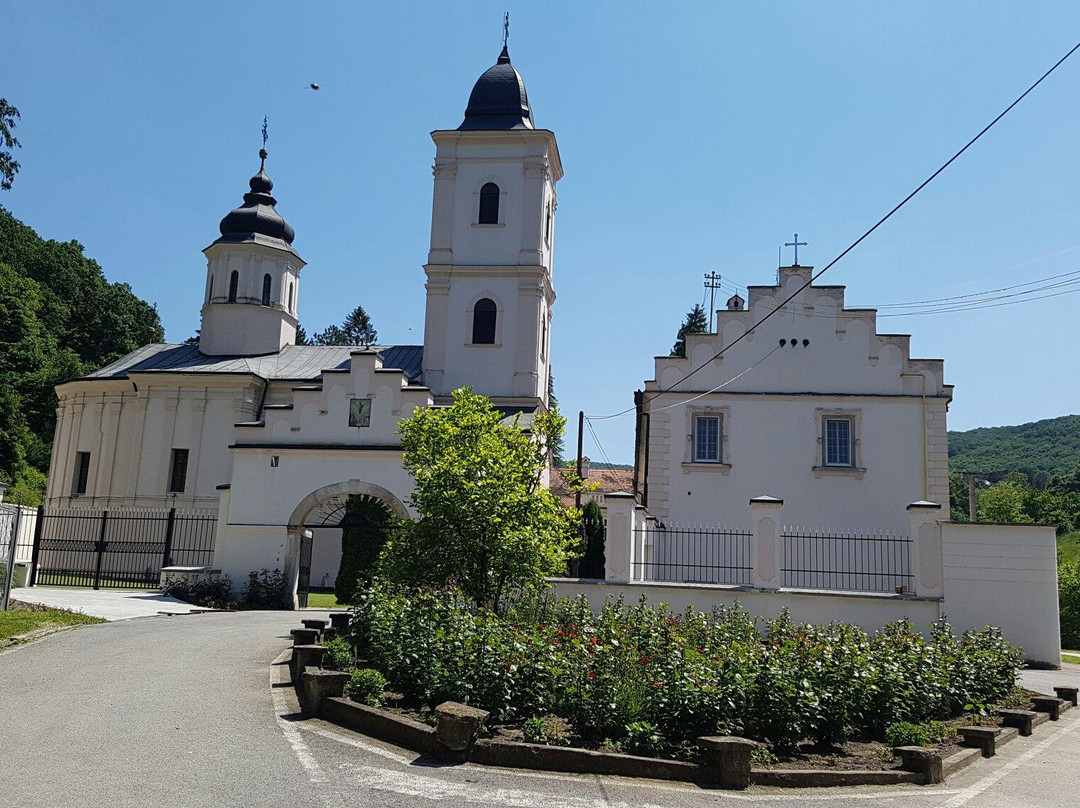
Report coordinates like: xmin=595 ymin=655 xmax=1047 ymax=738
xmin=283 ymin=480 xmax=410 ymax=609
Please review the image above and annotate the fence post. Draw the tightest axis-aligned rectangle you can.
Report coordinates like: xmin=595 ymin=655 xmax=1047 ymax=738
xmin=162 ymin=507 xmax=177 ymax=569
xmin=93 ymin=510 xmax=109 ymax=590
xmin=749 ymin=496 xmax=784 ymax=589
xmin=29 ymin=505 xmax=44 ymax=586
xmin=603 ymin=493 xmax=637 ymax=582
xmin=907 ymin=500 xmax=944 ymax=597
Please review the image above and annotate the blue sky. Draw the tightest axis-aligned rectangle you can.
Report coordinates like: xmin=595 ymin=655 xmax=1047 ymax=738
xmin=4 ymin=2 xmax=1080 ymax=463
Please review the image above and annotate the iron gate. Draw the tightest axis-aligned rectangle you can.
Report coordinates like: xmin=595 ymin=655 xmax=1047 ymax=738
xmin=31 ymin=506 xmax=217 ymax=589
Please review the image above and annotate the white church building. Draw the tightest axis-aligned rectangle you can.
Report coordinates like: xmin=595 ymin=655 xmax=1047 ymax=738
xmin=45 ymin=42 xmax=559 ymax=599
xmin=40 ymin=41 xmax=1060 ymax=663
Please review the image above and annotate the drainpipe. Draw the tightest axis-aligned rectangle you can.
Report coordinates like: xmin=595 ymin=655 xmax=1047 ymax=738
xmin=901 ymin=372 xmax=928 ymax=500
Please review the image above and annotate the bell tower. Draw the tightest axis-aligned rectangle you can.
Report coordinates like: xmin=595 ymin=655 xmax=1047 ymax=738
xmin=421 ymin=43 xmax=563 ymax=409
xmin=199 ymin=149 xmax=304 ymax=357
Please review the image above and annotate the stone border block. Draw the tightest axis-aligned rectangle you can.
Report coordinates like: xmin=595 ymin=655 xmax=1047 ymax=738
xmin=1031 ymin=696 xmax=1065 ymax=720
xmin=300 ymin=670 xmax=351 ymax=718
xmin=957 ymin=726 xmax=1001 ymax=757
xmin=895 ymin=746 xmax=943 ymax=784
xmin=434 ymin=701 xmax=489 ymax=754
xmin=291 ymin=628 xmax=319 ymax=646
xmin=998 ymin=709 xmax=1037 ymax=736
xmin=468 ymin=739 xmax=700 ymax=781
xmin=1054 ymin=686 xmax=1079 ymax=707
xmin=329 ymin=612 xmax=351 ymax=631
xmin=697 ymin=736 xmax=757 ymax=789
xmin=301 ymin=618 xmax=329 ymax=632
xmin=290 ymin=644 xmax=326 ymax=682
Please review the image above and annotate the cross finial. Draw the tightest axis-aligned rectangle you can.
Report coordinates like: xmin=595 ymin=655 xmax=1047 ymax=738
xmin=260 ymin=116 xmax=269 ymax=170
xmin=503 ymin=12 xmax=509 ymax=47
xmin=784 ymin=232 xmax=807 ymax=265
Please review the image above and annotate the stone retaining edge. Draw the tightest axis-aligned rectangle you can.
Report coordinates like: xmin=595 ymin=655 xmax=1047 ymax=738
xmin=469 ymin=738 xmax=701 ymax=782
xmin=942 ymin=747 xmax=983 ymax=778
xmin=751 ymin=768 xmax=925 ymax=787
xmin=321 ymin=697 xmax=442 ymax=757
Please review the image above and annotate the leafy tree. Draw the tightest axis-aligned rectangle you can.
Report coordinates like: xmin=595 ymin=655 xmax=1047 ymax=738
xmin=0 ymin=98 xmax=20 ymax=191
xmin=948 ymin=471 xmax=970 ymax=522
xmin=547 ymin=366 xmax=564 ymax=466
xmin=949 ymin=415 xmax=1080 ymax=480
xmin=295 ymin=323 xmax=309 ymax=346
xmin=670 ymin=303 xmax=708 ymax=357
xmin=311 ymin=304 xmax=378 ymax=346
xmin=0 ymin=207 xmax=163 ymax=497
xmin=977 ymin=477 xmax=1032 ymax=524
xmin=335 ymin=495 xmax=398 ymax=604
xmin=381 ymin=388 xmax=578 ymax=610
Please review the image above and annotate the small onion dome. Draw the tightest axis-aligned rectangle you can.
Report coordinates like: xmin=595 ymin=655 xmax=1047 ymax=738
xmin=459 ymin=45 xmax=534 ymax=131
xmin=217 ymin=149 xmax=295 ymax=245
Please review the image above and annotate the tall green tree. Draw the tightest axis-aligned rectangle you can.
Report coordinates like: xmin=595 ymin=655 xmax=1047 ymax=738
xmin=0 ymin=207 xmax=163 ymax=499
xmin=547 ymin=366 xmax=564 ymax=466
xmin=381 ymin=388 xmax=578 ymax=610
xmin=0 ymin=98 xmax=20 ymax=191
xmin=670 ymin=303 xmax=708 ymax=357
xmin=311 ymin=304 xmax=378 ymax=346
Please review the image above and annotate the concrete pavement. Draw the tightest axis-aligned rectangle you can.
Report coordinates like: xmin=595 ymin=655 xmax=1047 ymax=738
xmin=13 ymin=586 xmax=213 ymax=620
xmin=2 ymin=610 xmax=1080 ymax=807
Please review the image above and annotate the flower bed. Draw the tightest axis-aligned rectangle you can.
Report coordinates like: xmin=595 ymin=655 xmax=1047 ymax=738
xmin=339 ymin=587 xmax=1024 ymax=760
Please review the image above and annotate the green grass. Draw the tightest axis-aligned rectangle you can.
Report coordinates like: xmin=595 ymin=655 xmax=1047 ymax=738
xmin=306 ymin=591 xmax=344 ymax=609
xmin=1059 ymin=532 xmax=1080 ymax=565
xmin=0 ymin=603 xmax=106 ymax=643
xmin=1063 ymin=650 xmax=1080 ymax=665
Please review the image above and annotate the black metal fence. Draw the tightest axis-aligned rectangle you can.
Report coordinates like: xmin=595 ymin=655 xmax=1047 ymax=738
xmin=31 ymin=506 xmax=218 ymax=589
xmin=781 ymin=528 xmax=912 ymax=593
xmin=633 ymin=523 xmax=752 ymax=585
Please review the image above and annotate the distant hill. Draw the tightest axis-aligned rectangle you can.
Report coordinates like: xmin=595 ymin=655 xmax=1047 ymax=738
xmin=949 ymin=415 xmax=1080 ymax=481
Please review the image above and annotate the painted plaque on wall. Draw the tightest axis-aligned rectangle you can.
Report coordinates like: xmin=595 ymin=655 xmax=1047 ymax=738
xmin=349 ymin=397 xmax=372 ymax=428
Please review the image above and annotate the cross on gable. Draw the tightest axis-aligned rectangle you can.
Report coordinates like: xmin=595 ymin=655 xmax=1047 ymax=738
xmin=784 ymin=233 xmax=807 ymax=265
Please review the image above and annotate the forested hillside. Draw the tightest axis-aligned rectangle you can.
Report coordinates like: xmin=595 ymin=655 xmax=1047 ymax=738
xmin=0 ymin=206 xmax=163 ymax=503
xmin=949 ymin=415 xmax=1080 ymax=483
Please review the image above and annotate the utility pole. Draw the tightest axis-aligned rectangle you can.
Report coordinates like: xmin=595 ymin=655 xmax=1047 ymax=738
xmin=575 ymin=410 xmax=585 ymax=510
xmin=703 ymin=271 xmax=723 ymax=332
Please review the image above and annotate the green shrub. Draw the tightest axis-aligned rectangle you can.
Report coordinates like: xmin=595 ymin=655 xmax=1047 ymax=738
xmin=522 ymin=716 xmax=569 ymax=746
xmin=349 ymin=585 xmax=1022 ymax=749
xmin=322 ymin=637 xmax=355 ymax=671
xmin=162 ymin=576 xmax=234 ymax=609
xmin=885 ymin=722 xmax=930 ymax=747
xmin=925 ymin=720 xmax=950 ymax=744
xmin=345 ymin=668 xmax=388 ymax=706
xmin=242 ymin=569 xmax=287 ymax=609
xmin=623 ymin=721 xmax=665 ymax=757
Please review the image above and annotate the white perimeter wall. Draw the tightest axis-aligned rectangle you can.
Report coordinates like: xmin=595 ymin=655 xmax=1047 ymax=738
xmin=941 ymin=522 xmax=1060 ymax=666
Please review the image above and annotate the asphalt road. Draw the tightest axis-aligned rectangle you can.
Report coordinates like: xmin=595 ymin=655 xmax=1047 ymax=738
xmin=2 ymin=611 xmax=1080 ymax=808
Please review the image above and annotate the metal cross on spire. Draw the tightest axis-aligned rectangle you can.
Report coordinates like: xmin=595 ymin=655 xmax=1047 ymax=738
xmin=784 ymin=233 xmax=807 ymax=265
xmin=503 ymin=12 xmax=510 ymax=47
xmin=259 ymin=115 xmax=269 ymax=169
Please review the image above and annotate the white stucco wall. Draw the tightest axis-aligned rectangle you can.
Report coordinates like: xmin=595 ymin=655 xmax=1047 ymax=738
xmin=941 ymin=521 xmax=1060 ymax=667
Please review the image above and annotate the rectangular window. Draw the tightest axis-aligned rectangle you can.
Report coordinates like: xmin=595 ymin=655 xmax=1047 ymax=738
xmin=169 ymin=448 xmax=189 ymax=494
xmin=693 ymin=415 xmax=721 ymax=463
xmin=824 ymin=418 xmax=853 ymax=467
xmin=73 ymin=452 xmax=91 ymax=495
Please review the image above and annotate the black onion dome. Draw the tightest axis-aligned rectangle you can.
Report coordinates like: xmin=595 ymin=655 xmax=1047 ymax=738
xmin=217 ymin=149 xmax=295 ymax=245
xmin=459 ymin=45 xmax=534 ymax=131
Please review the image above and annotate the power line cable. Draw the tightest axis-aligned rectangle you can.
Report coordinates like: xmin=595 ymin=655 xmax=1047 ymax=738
xmin=585 ymin=39 xmax=1080 ymax=420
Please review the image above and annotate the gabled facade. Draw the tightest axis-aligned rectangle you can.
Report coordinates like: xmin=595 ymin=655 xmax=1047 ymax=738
xmin=637 ymin=264 xmax=953 ymax=532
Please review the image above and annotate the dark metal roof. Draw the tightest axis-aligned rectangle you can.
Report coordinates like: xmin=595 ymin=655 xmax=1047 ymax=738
xmin=459 ymin=45 xmax=534 ymax=131
xmin=81 ymin=343 xmax=425 ymax=384
xmin=213 ymin=149 xmax=297 ymax=253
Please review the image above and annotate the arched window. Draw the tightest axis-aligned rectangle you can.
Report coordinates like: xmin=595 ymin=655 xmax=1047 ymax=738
xmin=472 ymin=298 xmax=497 ymax=344
xmin=261 ymin=274 xmax=272 ymax=306
xmin=228 ymin=270 xmax=239 ymax=303
xmin=478 ymin=182 xmax=500 ymax=224
xmin=288 ymin=282 xmax=294 ymax=312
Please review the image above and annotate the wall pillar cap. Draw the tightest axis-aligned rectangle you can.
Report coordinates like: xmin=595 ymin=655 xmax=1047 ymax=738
xmin=604 ymin=491 xmax=635 ymax=500
xmin=907 ymin=500 xmax=942 ymax=511
xmin=749 ymin=495 xmax=784 ymax=506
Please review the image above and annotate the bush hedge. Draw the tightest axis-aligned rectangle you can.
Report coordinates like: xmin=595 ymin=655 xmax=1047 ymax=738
xmin=350 ymin=586 xmax=1022 ymax=750
xmin=1060 ymin=560 xmax=1080 ymax=649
